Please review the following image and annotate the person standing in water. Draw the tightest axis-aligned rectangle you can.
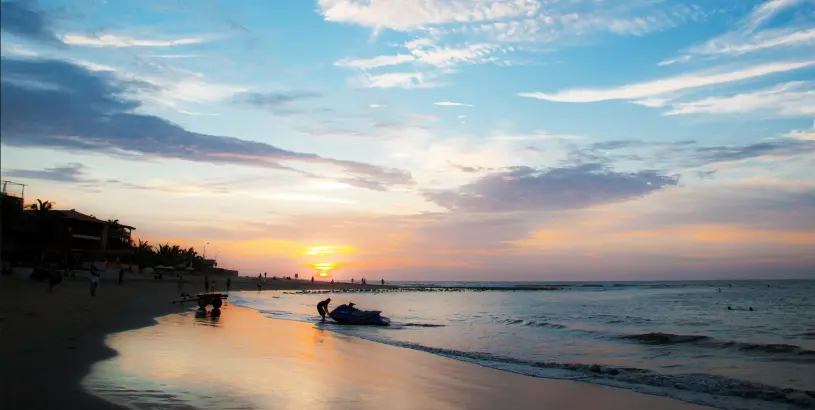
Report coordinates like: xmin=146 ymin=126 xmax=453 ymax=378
xmin=317 ymin=298 xmax=332 ymax=322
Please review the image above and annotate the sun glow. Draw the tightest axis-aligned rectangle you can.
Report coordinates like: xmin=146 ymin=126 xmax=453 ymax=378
xmin=301 ymin=245 xmax=355 ymax=256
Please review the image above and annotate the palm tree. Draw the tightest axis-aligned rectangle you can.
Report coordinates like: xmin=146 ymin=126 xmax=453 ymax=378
xmin=27 ymin=199 xmax=54 ymax=212
xmin=26 ymin=199 xmax=68 ymax=268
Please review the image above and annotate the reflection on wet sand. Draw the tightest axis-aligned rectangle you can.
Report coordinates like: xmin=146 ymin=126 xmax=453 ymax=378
xmin=83 ymin=305 xmax=712 ymax=410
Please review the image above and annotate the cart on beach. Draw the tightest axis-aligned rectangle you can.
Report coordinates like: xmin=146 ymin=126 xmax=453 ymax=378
xmin=173 ymin=292 xmax=228 ymax=309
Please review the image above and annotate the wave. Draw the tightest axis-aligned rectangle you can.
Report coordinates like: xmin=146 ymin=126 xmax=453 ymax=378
xmin=341 ymin=337 xmax=814 ymax=410
xmin=501 ymin=318 xmax=567 ymax=329
xmin=401 ymin=323 xmax=446 ymax=328
xmin=618 ymin=332 xmax=815 ymax=359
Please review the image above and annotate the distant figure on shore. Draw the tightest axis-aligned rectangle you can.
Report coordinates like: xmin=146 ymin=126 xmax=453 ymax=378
xmin=381 ymin=279 xmax=385 ymax=285
xmin=90 ymin=270 xmax=99 ymax=297
xmin=205 ymin=276 xmax=210 ymax=294
xmin=264 ymin=272 xmax=267 ymax=280
xmin=351 ymin=278 xmax=354 ymax=284
xmin=226 ymin=277 xmax=231 ymax=292
xmin=317 ymin=298 xmax=332 ymax=322
xmin=718 ymin=288 xmax=721 ymax=292
xmin=48 ymin=268 xmax=62 ymax=293
xmin=311 ymin=276 xmax=314 ymax=283
xmin=749 ymin=307 xmax=754 ymax=311
xmin=727 ymin=306 xmax=732 ymax=310
xmin=295 ymin=273 xmax=299 ymax=279
xmin=331 ymin=279 xmax=334 ymax=285
xmin=257 ymin=283 xmax=261 ymax=291
xmin=178 ymin=274 xmax=183 ymax=293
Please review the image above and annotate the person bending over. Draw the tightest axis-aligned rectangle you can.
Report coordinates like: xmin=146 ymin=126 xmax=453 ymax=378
xmin=317 ymin=298 xmax=332 ymax=322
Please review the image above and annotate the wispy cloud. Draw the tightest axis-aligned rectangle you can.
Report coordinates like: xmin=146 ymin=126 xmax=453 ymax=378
xmin=317 ymin=0 xmax=540 ymax=32
xmin=353 ymin=71 xmax=440 ymax=89
xmin=664 ymin=81 xmax=815 ymax=117
xmin=4 ymin=163 xmax=88 ymax=183
xmin=234 ymin=91 xmax=323 ymax=109
xmin=147 ymin=54 xmax=202 ymax=59
xmin=518 ymin=60 xmax=815 ymax=103
xmin=787 ymin=121 xmax=815 ymax=141
xmin=60 ymin=34 xmax=206 ymax=47
xmin=665 ymin=0 xmax=814 ymax=62
xmin=335 ymin=54 xmax=415 ymax=70
xmin=434 ymin=101 xmax=472 ymax=107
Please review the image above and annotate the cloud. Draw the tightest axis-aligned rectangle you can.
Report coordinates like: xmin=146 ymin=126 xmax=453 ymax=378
xmin=748 ymin=0 xmax=805 ymax=31
xmin=352 ymin=71 xmax=440 ymax=89
xmin=316 ymin=0 xmax=540 ymax=32
xmin=0 ymin=0 xmax=62 ymax=45
xmin=0 ymin=56 xmax=412 ymax=191
xmin=369 ymin=103 xmax=386 ymax=108
xmin=518 ymin=60 xmax=815 ymax=103
xmin=424 ymin=164 xmax=679 ymax=213
xmin=519 ymin=146 xmax=545 ymax=156
xmin=60 ymin=34 xmax=206 ymax=48
xmin=631 ymin=98 xmax=669 ymax=108
xmin=147 ymin=54 xmax=202 ymax=59
xmin=692 ymin=139 xmax=815 ymax=166
xmin=434 ymin=101 xmax=472 ymax=107
xmin=406 ymin=39 xmax=502 ymax=68
xmin=335 ymin=54 xmax=415 ymax=70
xmin=234 ymin=91 xmax=323 ymax=109
xmin=335 ymin=38 xmax=507 ymax=88
xmin=787 ymin=122 xmax=815 ymax=140
xmin=664 ymin=81 xmax=815 ymax=117
xmin=691 ymin=28 xmax=815 ymax=56
xmin=665 ymin=0 xmax=813 ymax=62
xmin=4 ymin=163 xmax=88 ymax=183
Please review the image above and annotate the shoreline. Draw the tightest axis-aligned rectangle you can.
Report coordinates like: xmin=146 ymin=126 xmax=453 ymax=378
xmin=0 ymin=273 xmax=721 ymax=410
xmin=0 ymin=273 xmax=390 ymax=410
xmin=82 ymin=302 xmax=714 ymax=410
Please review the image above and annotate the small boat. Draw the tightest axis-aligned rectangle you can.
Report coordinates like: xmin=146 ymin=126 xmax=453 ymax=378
xmin=328 ymin=304 xmax=391 ymax=326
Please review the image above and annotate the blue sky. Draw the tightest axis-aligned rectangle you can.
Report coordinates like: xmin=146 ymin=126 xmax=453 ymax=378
xmin=1 ymin=0 xmax=814 ymax=280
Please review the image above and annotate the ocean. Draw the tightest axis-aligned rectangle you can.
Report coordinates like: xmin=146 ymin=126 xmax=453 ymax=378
xmin=229 ymin=280 xmax=815 ymax=410
xmin=84 ymin=280 xmax=815 ymax=410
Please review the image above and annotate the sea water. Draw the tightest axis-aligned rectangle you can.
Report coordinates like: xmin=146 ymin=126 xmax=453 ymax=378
xmin=229 ymin=280 xmax=815 ymax=410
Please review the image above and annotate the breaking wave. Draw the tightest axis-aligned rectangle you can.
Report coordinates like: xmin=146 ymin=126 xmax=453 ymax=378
xmin=502 ymin=318 xmax=568 ymax=329
xmin=618 ymin=332 xmax=815 ymax=359
xmin=329 ymin=336 xmax=815 ymax=410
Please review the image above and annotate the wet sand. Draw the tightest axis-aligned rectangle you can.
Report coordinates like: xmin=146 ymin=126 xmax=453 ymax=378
xmin=0 ymin=272 xmax=387 ymax=410
xmin=1 ymin=273 xmax=713 ymax=410
xmin=85 ymin=305 xmax=714 ymax=410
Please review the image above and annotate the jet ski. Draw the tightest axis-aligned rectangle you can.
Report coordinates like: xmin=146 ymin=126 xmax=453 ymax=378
xmin=328 ymin=304 xmax=391 ymax=326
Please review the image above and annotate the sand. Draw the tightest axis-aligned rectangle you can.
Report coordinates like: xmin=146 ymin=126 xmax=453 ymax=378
xmin=1 ymin=272 xmax=713 ymax=410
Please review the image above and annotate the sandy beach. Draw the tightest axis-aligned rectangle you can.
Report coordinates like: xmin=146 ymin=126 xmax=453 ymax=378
xmin=1 ymin=273 xmax=713 ymax=410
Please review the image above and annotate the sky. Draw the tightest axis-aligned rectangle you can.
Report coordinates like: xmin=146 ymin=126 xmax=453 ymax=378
xmin=1 ymin=0 xmax=814 ymax=281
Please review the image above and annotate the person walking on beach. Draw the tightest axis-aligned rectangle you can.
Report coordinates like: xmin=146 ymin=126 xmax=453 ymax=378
xmin=178 ymin=274 xmax=183 ymax=294
xmin=89 ymin=270 xmax=99 ymax=297
xmin=118 ymin=267 xmax=124 ymax=285
xmin=317 ymin=298 xmax=332 ymax=322
xmin=226 ymin=277 xmax=231 ymax=292
xmin=381 ymin=279 xmax=385 ymax=285
xmin=311 ymin=276 xmax=314 ymax=283
xmin=47 ymin=267 xmax=62 ymax=293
